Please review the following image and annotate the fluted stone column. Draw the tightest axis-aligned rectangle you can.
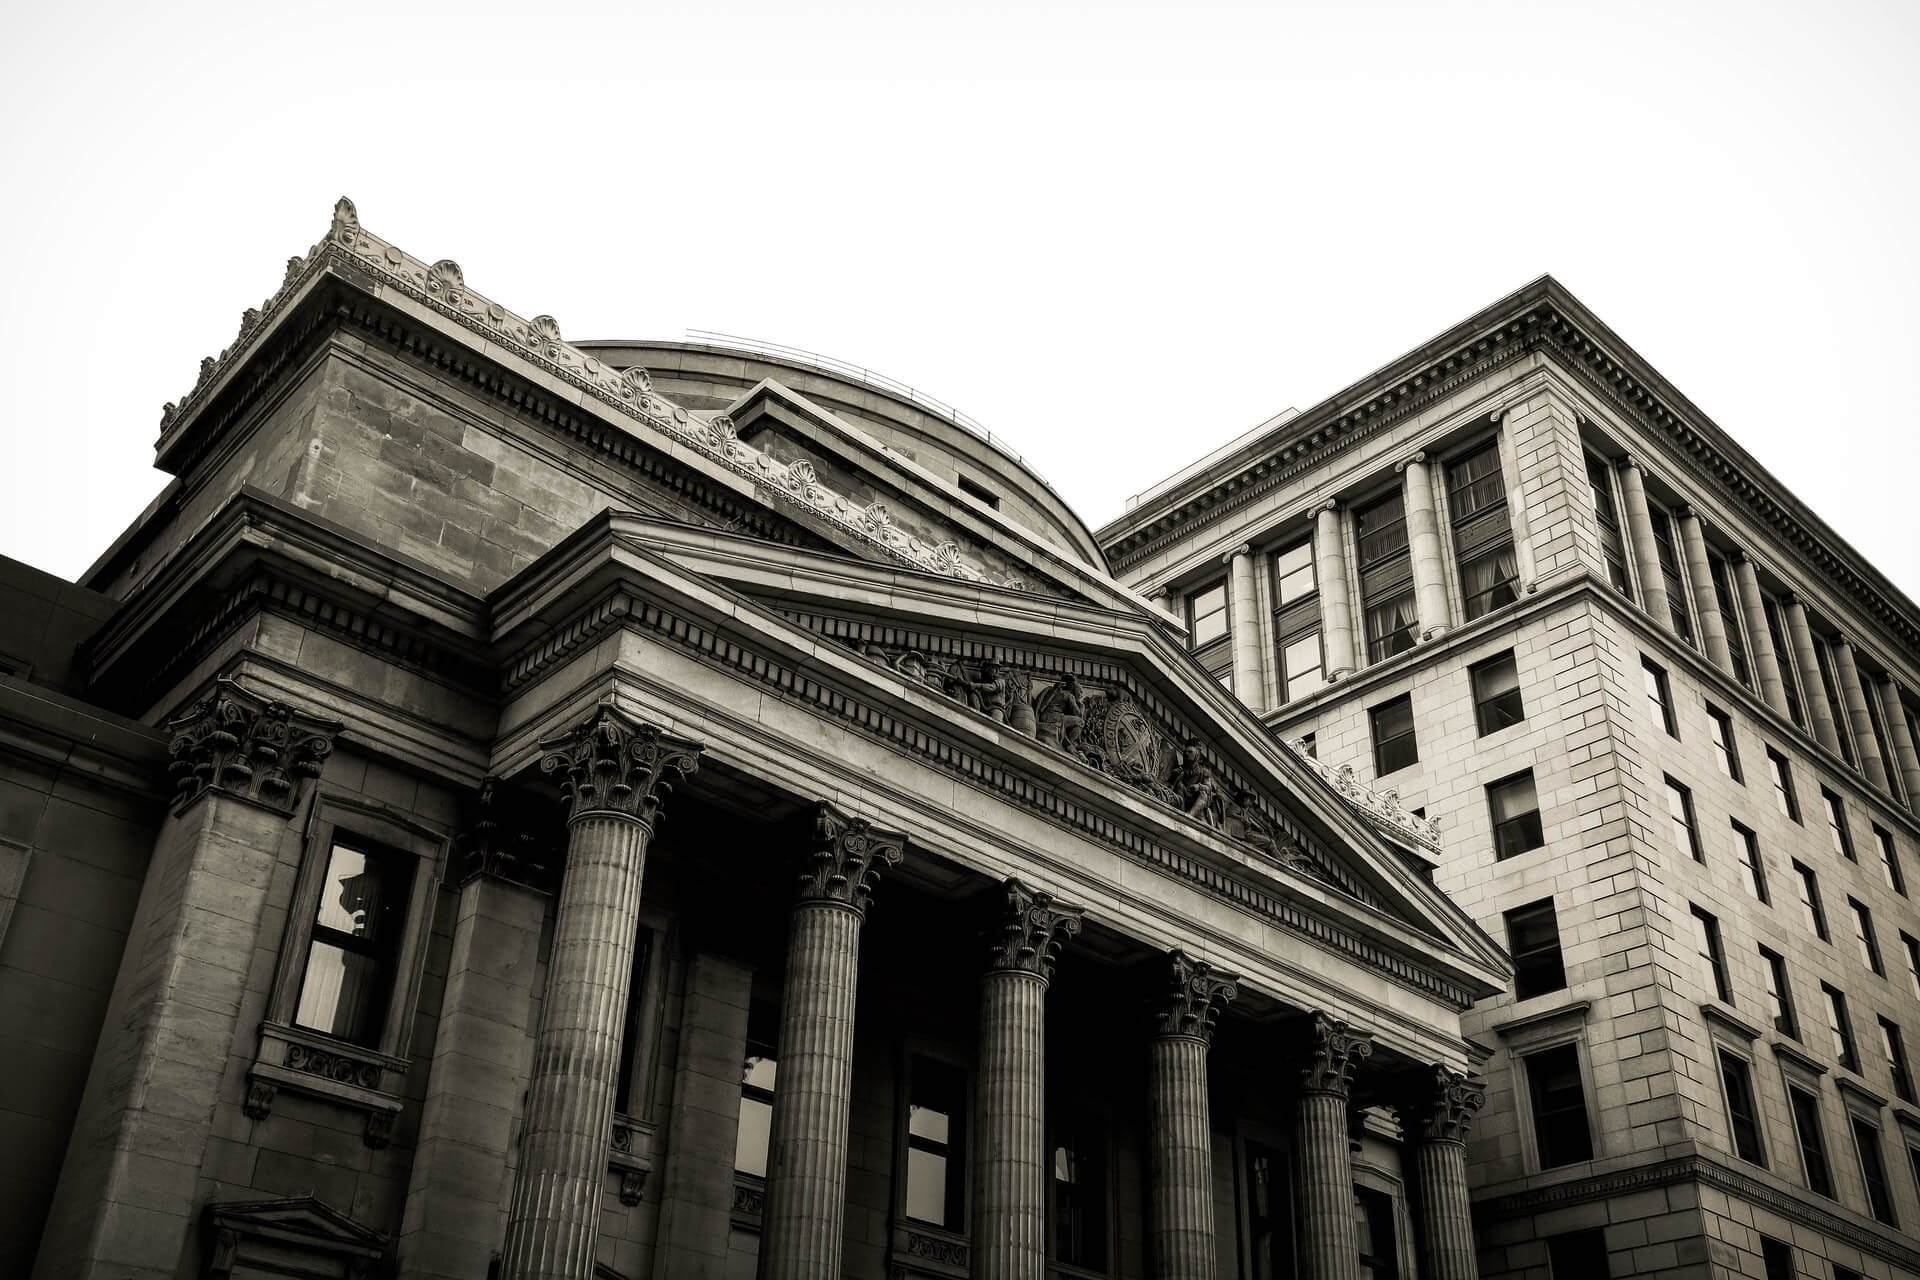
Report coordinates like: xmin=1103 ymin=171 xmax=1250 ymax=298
xmin=1876 ymin=676 xmax=1920 ymax=814
xmin=1493 ymin=415 xmax=1537 ymax=592
xmin=760 ymin=804 xmax=905 ymax=1280
xmin=1149 ymin=951 xmax=1239 ymax=1280
xmin=1226 ymin=544 xmax=1267 ymax=711
xmin=1397 ymin=453 xmax=1450 ymax=639
xmin=500 ymin=706 xmax=702 ymax=1280
xmin=1782 ymin=596 xmax=1842 ymax=752
xmin=1397 ymin=1067 xmax=1486 ymax=1280
xmin=1732 ymin=554 xmax=1789 ymax=716
xmin=1295 ymin=1014 xmax=1373 ymax=1280
xmin=1616 ymin=458 xmax=1672 ymax=633
xmin=1676 ymin=508 xmax=1728 ymax=672
xmin=1832 ymin=639 xmax=1889 ymax=788
xmin=973 ymin=879 xmax=1084 ymax=1280
xmin=1314 ymin=502 xmax=1357 ymax=681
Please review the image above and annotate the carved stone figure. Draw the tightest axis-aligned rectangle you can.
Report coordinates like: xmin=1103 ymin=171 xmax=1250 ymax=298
xmin=1034 ymin=673 xmax=1087 ymax=752
xmin=1177 ymin=738 xmax=1226 ymax=827
xmin=1005 ymin=669 xmax=1036 ymax=736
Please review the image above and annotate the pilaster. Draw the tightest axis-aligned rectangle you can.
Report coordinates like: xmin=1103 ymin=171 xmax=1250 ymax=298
xmin=1397 ymin=453 xmax=1451 ymax=639
xmin=1831 ymin=638 xmax=1890 ymax=789
xmin=1732 ymin=554 xmax=1788 ymax=716
xmin=1782 ymin=597 xmax=1842 ymax=752
xmin=1676 ymin=507 xmax=1729 ymax=673
xmin=1616 ymin=458 xmax=1670 ymax=635
xmin=1314 ymin=502 xmax=1357 ymax=682
xmin=1225 ymin=544 xmax=1266 ymax=711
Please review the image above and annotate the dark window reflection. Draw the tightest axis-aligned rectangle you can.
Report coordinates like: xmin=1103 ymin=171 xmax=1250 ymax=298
xmin=294 ymin=841 xmax=408 ymax=1047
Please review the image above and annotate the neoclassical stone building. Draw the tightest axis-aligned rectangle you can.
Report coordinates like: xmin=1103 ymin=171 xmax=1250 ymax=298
xmin=1101 ymin=283 xmax=1920 ymax=1279
xmin=0 ymin=201 xmax=1510 ymax=1280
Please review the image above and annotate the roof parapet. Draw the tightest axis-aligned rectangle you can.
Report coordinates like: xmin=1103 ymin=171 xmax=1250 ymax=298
xmin=1282 ymin=736 xmax=1442 ymax=857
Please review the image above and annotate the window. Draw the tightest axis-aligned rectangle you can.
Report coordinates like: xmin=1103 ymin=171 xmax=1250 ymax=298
xmin=1665 ymin=777 xmax=1702 ymax=863
xmin=1692 ymin=906 xmax=1731 ymax=1002
xmin=1873 ymin=825 xmax=1905 ymax=896
xmin=1706 ymin=550 xmax=1753 ymax=689
xmin=1759 ymin=1237 xmax=1794 ymax=1280
xmin=1786 ymin=1084 xmax=1833 ymax=1196
xmin=1767 ymin=748 xmax=1800 ymax=822
xmin=1760 ymin=946 xmax=1797 ymax=1039
xmin=1546 ymin=1228 xmax=1610 ymax=1280
xmin=1586 ymin=454 xmax=1632 ymax=598
xmin=1862 ymin=676 xmax=1902 ymax=803
xmin=1879 ymin=1018 xmax=1914 ymax=1104
xmin=1471 ymin=651 xmax=1524 ymax=736
xmin=1449 ymin=441 xmax=1518 ymax=621
xmin=1189 ymin=581 xmax=1229 ymax=646
xmin=1506 ymin=899 xmax=1567 ymax=1000
xmin=1278 ymin=633 xmax=1325 ymax=705
xmin=1050 ymin=1102 xmax=1109 ymax=1268
xmin=1717 ymin=1049 xmax=1766 ymax=1166
xmin=1707 ymin=704 xmax=1742 ymax=781
xmin=1371 ymin=695 xmax=1418 ymax=775
xmin=955 ymin=474 xmax=999 ymax=510
xmin=904 ymin=1056 xmax=966 ymax=1228
xmin=293 ymin=840 xmax=412 ymax=1048
xmin=1647 ymin=505 xmax=1694 ymax=644
xmin=733 ymin=1044 xmax=777 ymax=1177
xmin=1903 ymin=932 xmax=1920 ymax=1001
xmin=1821 ymin=789 xmax=1854 ymax=862
xmin=1242 ymin=1141 xmax=1290 ymax=1280
xmin=1763 ymin=595 xmax=1807 ymax=728
xmin=1822 ymin=984 xmax=1857 ymax=1071
xmin=1489 ymin=771 xmax=1545 ymax=860
xmin=1272 ymin=540 xmax=1325 ymax=704
xmin=1811 ymin=633 xmax=1857 ymax=767
xmin=1353 ymin=1185 xmax=1398 ymax=1280
xmin=1793 ymin=861 xmax=1828 ymax=941
xmin=1643 ymin=659 xmax=1677 ymax=738
xmin=614 ymin=928 xmax=661 ymax=1115
xmin=1274 ymin=538 xmax=1315 ymax=604
xmin=1358 ymin=488 xmax=1416 ymax=663
xmin=1732 ymin=821 xmax=1768 ymax=902
xmin=1850 ymin=1114 xmax=1897 ymax=1225
xmin=1847 ymin=899 xmax=1883 ymax=976
xmin=1525 ymin=1043 xmax=1594 ymax=1168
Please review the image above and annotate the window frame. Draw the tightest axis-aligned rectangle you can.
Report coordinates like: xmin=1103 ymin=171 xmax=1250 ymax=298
xmin=1664 ymin=776 xmax=1703 ymax=864
xmin=1714 ymin=1045 xmax=1769 ymax=1168
xmin=1047 ymin=1096 xmax=1115 ymax=1270
xmin=1793 ymin=860 xmax=1829 ymax=942
xmin=1521 ymin=1039 xmax=1599 ymax=1170
xmin=1848 ymin=1110 xmax=1898 ymax=1226
xmin=1706 ymin=703 xmax=1742 ymax=782
xmin=1821 ymin=789 xmax=1855 ymax=863
xmin=1690 ymin=905 xmax=1731 ymax=1003
xmin=1370 ymin=694 xmax=1419 ymax=777
xmin=1873 ymin=825 xmax=1906 ymax=897
xmin=1822 ymin=983 xmax=1859 ymax=1072
xmin=1766 ymin=748 xmax=1801 ymax=823
xmin=1470 ymin=650 xmax=1525 ymax=737
xmin=1878 ymin=1017 xmax=1914 ymax=1105
xmin=1760 ymin=945 xmax=1797 ymax=1040
xmin=1505 ymin=897 xmax=1568 ymax=1002
xmin=1488 ymin=770 xmax=1546 ymax=861
xmin=1643 ymin=658 xmax=1678 ymax=739
xmin=1763 ymin=594 xmax=1808 ymax=727
xmin=1783 ymin=1078 xmax=1834 ymax=1198
xmin=1706 ymin=549 xmax=1754 ymax=689
xmin=1902 ymin=931 xmax=1920 ymax=1002
xmin=1848 ymin=897 xmax=1884 ymax=976
xmin=1732 ymin=819 xmax=1768 ymax=903
xmin=897 ymin=1048 xmax=971 ymax=1234
xmin=1585 ymin=452 xmax=1632 ymax=600
xmin=1646 ymin=504 xmax=1696 ymax=645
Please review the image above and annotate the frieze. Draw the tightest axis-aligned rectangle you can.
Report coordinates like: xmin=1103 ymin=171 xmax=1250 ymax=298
xmin=158 ymin=199 xmax=1036 ymax=595
xmin=904 ymin=1230 xmax=969 ymax=1267
xmin=285 ymin=1042 xmax=383 ymax=1091
xmin=164 ymin=678 xmax=340 ymax=816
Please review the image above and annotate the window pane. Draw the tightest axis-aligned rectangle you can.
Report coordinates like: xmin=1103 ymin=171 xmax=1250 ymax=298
xmin=1527 ymin=1043 xmax=1593 ymax=1167
xmin=735 ymin=1094 xmax=773 ymax=1177
xmin=1460 ymin=545 xmax=1519 ymax=620
xmin=1282 ymin=633 xmax=1325 ymax=703
xmin=294 ymin=939 xmax=385 ymax=1044
xmin=1719 ymin=1051 xmax=1765 ymax=1166
xmin=1356 ymin=491 xmax=1408 ymax=565
xmin=905 ymin=1147 xmax=950 ymax=1225
xmin=1275 ymin=541 xmax=1315 ymax=604
xmin=1190 ymin=582 xmax=1229 ymax=645
xmin=314 ymin=845 xmax=388 ymax=940
xmin=1787 ymin=1087 xmax=1832 ymax=1196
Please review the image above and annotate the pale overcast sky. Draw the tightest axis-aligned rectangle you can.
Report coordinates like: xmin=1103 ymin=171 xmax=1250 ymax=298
xmin=2 ymin=0 xmax=1916 ymax=596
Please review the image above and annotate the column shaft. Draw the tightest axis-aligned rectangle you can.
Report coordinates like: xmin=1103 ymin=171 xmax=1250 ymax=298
xmin=1677 ymin=510 xmax=1729 ymax=672
xmin=974 ymin=969 xmax=1048 ymax=1280
xmin=1617 ymin=461 xmax=1670 ymax=632
xmin=501 ymin=814 xmax=650 ymax=1280
xmin=1315 ymin=504 xmax=1357 ymax=681
xmin=1733 ymin=555 xmax=1788 ymax=716
xmin=1400 ymin=456 xmax=1450 ymax=639
xmin=1832 ymin=639 xmax=1889 ymax=788
xmin=1296 ymin=1090 xmax=1361 ymax=1280
xmin=1783 ymin=598 xmax=1842 ymax=752
xmin=1150 ymin=1036 xmax=1217 ymax=1279
xmin=761 ymin=903 xmax=862 ymax=1279
xmin=1227 ymin=546 xmax=1267 ymax=711
xmin=1876 ymin=677 xmax=1920 ymax=813
xmin=1414 ymin=1140 xmax=1476 ymax=1280
xmin=1494 ymin=417 xmax=1536 ymax=591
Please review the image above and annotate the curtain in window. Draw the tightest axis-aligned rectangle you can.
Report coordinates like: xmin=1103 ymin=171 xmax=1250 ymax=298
xmin=1366 ymin=594 xmax=1417 ymax=649
xmin=1462 ymin=546 xmax=1519 ymax=614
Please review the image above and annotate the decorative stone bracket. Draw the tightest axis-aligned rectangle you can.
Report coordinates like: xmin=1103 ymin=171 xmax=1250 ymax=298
xmin=245 ymin=1022 xmax=406 ymax=1148
xmin=609 ymin=1114 xmax=655 ymax=1207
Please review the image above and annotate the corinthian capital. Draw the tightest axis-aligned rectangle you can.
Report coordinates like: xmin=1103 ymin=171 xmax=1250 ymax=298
xmin=539 ymin=703 xmax=703 ymax=827
xmin=165 ymin=678 xmax=340 ymax=816
xmin=1298 ymin=1013 xmax=1373 ymax=1097
xmin=985 ymin=878 xmax=1084 ymax=980
xmin=1396 ymin=1064 xmax=1487 ymax=1145
xmin=797 ymin=801 xmax=906 ymax=913
xmin=1153 ymin=949 xmax=1239 ymax=1043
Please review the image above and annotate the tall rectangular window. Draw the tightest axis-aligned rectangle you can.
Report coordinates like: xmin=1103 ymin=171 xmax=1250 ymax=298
xmin=1706 ymin=704 xmax=1742 ymax=781
xmin=733 ymin=1044 xmax=777 ymax=1177
xmin=1644 ymin=659 xmax=1677 ymax=738
xmin=614 ymin=930 xmax=658 ymax=1115
xmin=1759 ymin=1237 xmax=1794 ymax=1280
xmin=1879 ymin=1018 xmax=1914 ymax=1104
xmin=1822 ymin=983 xmax=1858 ymax=1071
xmin=1786 ymin=1084 xmax=1833 ymax=1196
xmin=1187 ymin=580 xmax=1233 ymax=690
xmin=1665 ymin=777 xmax=1702 ymax=863
xmin=1647 ymin=505 xmax=1694 ymax=644
xmin=1851 ymin=1115 xmax=1897 ymax=1225
xmin=1873 ymin=825 xmax=1905 ymax=896
xmin=293 ymin=840 xmax=412 ymax=1048
xmin=1354 ymin=1185 xmax=1399 ymax=1280
xmin=1706 ymin=550 xmax=1753 ymax=688
xmin=1471 ymin=650 xmax=1524 ymax=736
xmin=1848 ymin=898 xmax=1883 ymax=975
xmin=1586 ymin=454 xmax=1632 ymax=598
xmin=1763 ymin=595 xmax=1807 ymax=727
xmin=1271 ymin=539 xmax=1325 ymax=705
xmin=1691 ymin=905 xmax=1731 ymax=1002
xmin=1357 ymin=488 xmax=1416 ymax=664
xmin=1370 ymin=694 xmax=1418 ymax=776
xmin=1505 ymin=898 xmax=1567 ymax=1000
xmin=1448 ymin=440 xmax=1518 ymax=621
xmin=1903 ymin=932 xmax=1920 ymax=1001
xmin=1547 ymin=1228 xmax=1611 ymax=1280
xmin=1525 ymin=1043 xmax=1594 ymax=1168
xmin=1793 ymin=861 xmax=1828 ymax=941
xmin=1732 ymin=821 xmax=1767 ymax=902
xmin=1050 ymin=1102 xmax=1109 ymax=1268
xmin=904 ymin=1057 xmax=967 ymax=1229
xmin=1811 ymin=633 xmax=1857 ymax=767
xmin=1717 ymin=1049 xmax=1766 ymax=1166
xmin=1760 ymin=946 xmax=1797 ymax=1039
xmin=1767 ymin=749 xmax=1800 ymax=822
xmin=1489 ymin=771 xmax=1545 ymax=860
xmin=1822 ymin=789 xmax=1855 ymax=862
